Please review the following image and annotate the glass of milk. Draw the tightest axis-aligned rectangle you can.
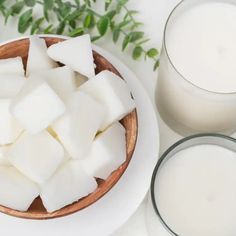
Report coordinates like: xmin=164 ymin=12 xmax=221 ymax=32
xmin=156 ymin=0 xmax=236 ymax=135
xmin=146 ymin=133 xmax=236 ymax=236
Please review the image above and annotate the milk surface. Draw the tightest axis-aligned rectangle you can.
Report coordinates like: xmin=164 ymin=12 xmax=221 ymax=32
xmin=155 ymin=144 xmax=236 ymax=236
xmin=166 ymin=2 xmax=236 ymax=93
xmin=156 ymin=1 xmax=236 ymax=134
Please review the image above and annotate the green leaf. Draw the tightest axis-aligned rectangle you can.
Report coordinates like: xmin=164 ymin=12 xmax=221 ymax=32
xmin=0 ymin=3 xmax=5 ymax=9
xmin=56 ymin=21 xmax=65 ymax=34
xmin=4 ymin=9 xmax=12 ymax=24
xmin=137 ymin=38 xmax=150 ymax=45
xmin=24 ymin=0 xmax=36 ymax=7
xmin=105 ymin=0 xmax=112 ymax=10
xmin=147 ymin=48 xmax=158 ymax=58
xmin=43 ymin=24 xmax=54 ymax=34
xmin=54 ymin=7 xmax=63 ymax=21
xmin=124 ymin=10 xmax=138 ymax=20
xmin=84 ymin=0 xmax=91 ymax=7
xmin=118 ymin=20 xmax=131 ymax=28
xmin=74 ymin=0 xmax=80 ymax=6
xmin=30 ymin=17 xmax=44 ymax=34
xmin=112 ymin=28 xmax=120 ymax=43
xmin=131 ymin=22 xmax=143 ymax=30
xmin=116 ymin=4 xmax=122 ymax=13
xmin=43 ymin=7 xmax=49 ymax=21
xmin=153 ymin=60 xmax=159 ymax=71
xmin=58 ymin=2 xmax=72 ymax=19
xmin=118 ymin=0 xmax=128 ymax=6
xmin=44 ymin=0 xmax=54 ymax=11
xmin=54 ymin=0 xmax=63 ymax=7
xmin=132 ymin=46 xmax=143 ymax=60
xmin=127 ymin=10 xmax=138 ymax=15
xmin=97 ymin=16 xmax=109 ymax=36
xmin=110 ymin=20 xmax=115 ymax=30
xmin=128 ymin=31 xmax=144 ymax=42
xmin=69 ymin=20 xmax=76 ymax=29
xmin=66 ymin=9 xmax=83 ymax=22
xmin=129 ymin=10 xmax=139 ymax=14
xmin=106 ymin=10 xmax=116 ymax=20
xmin=68 ymin=27 xmax=84 ymax=37
xmin=91 ymin=35 xmax=102 ymax=42
xmin=11 ymin=1 xmax=24 ymax=15
xmin=122 ymin=34 xmax=130 ymax=51
xmin=84 ymin=14 xmax=95 ymax=28
xmin=18 ymin=9 xmax=33 ymax=33
xmin=0 ymin=6 xmax=5 ymax=17
xmin=79 ymin=4 xmax=86 ymax=12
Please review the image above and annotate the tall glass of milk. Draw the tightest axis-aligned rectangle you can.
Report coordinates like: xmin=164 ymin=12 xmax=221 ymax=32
xmin=146 ymin=134 xmax=236 ymax=236
xmin=156 ymin=0 xmax=236 ymax=135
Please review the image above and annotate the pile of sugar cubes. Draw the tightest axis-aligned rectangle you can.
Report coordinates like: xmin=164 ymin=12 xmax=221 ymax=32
xmin=0 ymin=34 xmax=136 ymax=213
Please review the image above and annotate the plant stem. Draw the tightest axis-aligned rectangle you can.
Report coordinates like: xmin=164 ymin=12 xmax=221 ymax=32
xmin=123 ymin=5 xmax=136 ymax=24
xmin=119 ymin=29 xmax=158 ymax=63
xmin=86 ymin=8 xmax=102 ymax=17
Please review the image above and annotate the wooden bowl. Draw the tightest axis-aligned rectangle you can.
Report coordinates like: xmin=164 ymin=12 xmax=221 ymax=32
xmin=0 ymin=36 xmax=138 ymax=219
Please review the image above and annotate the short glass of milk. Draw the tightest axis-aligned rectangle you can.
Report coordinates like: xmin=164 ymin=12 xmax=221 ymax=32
xmin=146 ymin=133 xmax=236 ymax=236
xmin=156 ymin=0 xmax=236 ymax=135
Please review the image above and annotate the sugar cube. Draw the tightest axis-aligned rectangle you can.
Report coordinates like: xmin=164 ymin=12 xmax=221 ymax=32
xmin=7 ymin=131 xmax=65 ymax=184
xmin=79 ymin=70 xmax=136 ymax=130
xmin=10 ymin=77 xmax=66 ymax=134
xmin=41 ymin=160 xmax=97 ymax=212
xmin=38 ymin=66 xmax=76 ymax=101
xmin=26 ymin=36 xmax=57 ymax=76
xmin=52 ymin=91 xmax=105 ymax=159
xmin=0 ymin=57 xmax=24 ymax=76
xmin=47 ymin=35 xmax=95 ymax=78
xmin=0 ymin=146 xmax=10 ymax=166
xmin=0 ymin=99 xmax=23 ymax=145
xmin=81 ymin=122 xmax=126 ymax=179
xmin=0 ymin=166 xmax=39 ymax=211
xmin=0 ymin=74 xmax=25 ymax=98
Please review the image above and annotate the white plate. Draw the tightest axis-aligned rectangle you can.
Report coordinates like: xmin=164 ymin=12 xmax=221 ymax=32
xmin=0 ymin=35 xmax=160 ymax=236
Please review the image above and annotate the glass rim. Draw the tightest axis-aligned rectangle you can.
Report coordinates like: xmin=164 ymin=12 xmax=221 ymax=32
xmin=163 ymin=0 xmax=236 ymax=95
xmin=150 ymin=133 xmax=236 ymax=236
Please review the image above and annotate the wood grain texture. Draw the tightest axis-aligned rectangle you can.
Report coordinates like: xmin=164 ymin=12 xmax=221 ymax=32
xmin=0 ymin=36 xmax=138 ymax=219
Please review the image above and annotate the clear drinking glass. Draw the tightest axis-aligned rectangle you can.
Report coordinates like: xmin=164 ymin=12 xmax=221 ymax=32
xmin=156 ymin=0 xmax=236 ymax=136
xmin=145 ymin=133 xmax=236 ymax=236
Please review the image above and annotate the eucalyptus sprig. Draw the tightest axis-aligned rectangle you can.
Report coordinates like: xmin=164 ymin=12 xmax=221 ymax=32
xmin=0 ymin=0 xmax=159 ymax=70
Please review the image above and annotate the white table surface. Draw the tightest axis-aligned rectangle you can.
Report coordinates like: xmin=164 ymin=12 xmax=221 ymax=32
xmin=0 ymin=0 xmax=182 ymax=235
